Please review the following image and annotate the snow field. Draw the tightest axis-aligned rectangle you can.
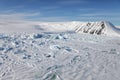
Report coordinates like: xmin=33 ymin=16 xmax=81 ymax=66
xmin=0 ymin=32 xmax=120 ymax=80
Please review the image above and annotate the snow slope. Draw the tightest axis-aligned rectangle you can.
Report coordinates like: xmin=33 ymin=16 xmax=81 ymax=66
xmin=0 ymin=21 xmax=120 ymax=80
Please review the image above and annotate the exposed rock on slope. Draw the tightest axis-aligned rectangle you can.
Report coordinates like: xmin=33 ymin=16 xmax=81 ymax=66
xmin=74 ymin=21 xmax=120 ymax=36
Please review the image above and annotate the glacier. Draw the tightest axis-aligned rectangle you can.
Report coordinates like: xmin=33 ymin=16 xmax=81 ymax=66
xmin=0 ymin=21 xmax=120 ymax=80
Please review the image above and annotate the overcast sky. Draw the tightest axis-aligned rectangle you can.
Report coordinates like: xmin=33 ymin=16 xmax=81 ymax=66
xmin=0 ymin=0 xmax=120 ymax=25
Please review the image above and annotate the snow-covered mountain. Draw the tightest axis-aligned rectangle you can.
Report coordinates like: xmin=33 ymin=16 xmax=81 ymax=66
xmin=1 ymin=21 xmax=119 ymax=36
xmin=36 ymin=21 xmax=120 ymax=36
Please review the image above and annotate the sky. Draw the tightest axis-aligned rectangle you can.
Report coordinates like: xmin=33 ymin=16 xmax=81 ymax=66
xmin=0 ymin=0 xmax=120 ymax=26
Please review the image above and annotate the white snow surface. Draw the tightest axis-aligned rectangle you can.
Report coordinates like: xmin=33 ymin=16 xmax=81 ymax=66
xmin=0 ymin=21 xmax=120 ymax=80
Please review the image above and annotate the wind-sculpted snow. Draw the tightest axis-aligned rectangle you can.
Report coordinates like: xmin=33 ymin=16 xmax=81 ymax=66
xmin=0 ymin=33 xmax=120 ymax=80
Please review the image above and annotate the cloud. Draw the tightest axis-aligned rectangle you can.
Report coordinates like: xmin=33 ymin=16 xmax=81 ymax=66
xmin=31 ymin=16 xmax=70 ymax=22
xmin=78 ymin=8 xmax=95 ymax=11
xmin=79 ymin=13 xmax=120 ymax=17
xmin=40 ymin=6 xmax=60 ymax=10
xmin=0 ymin=12 xmax=40 ymax=19
xmin=75 ymin=12 xmax=120 ymax=24
xmin=58 ymin=0 xmax=88 ymax=5
xmin=0 ymin=12 xmax=40 ymax=22
xmin=1 ymin=5 xmax=25 ymax=12
xmin=1 ymin=9 xmax=15 ymax=13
